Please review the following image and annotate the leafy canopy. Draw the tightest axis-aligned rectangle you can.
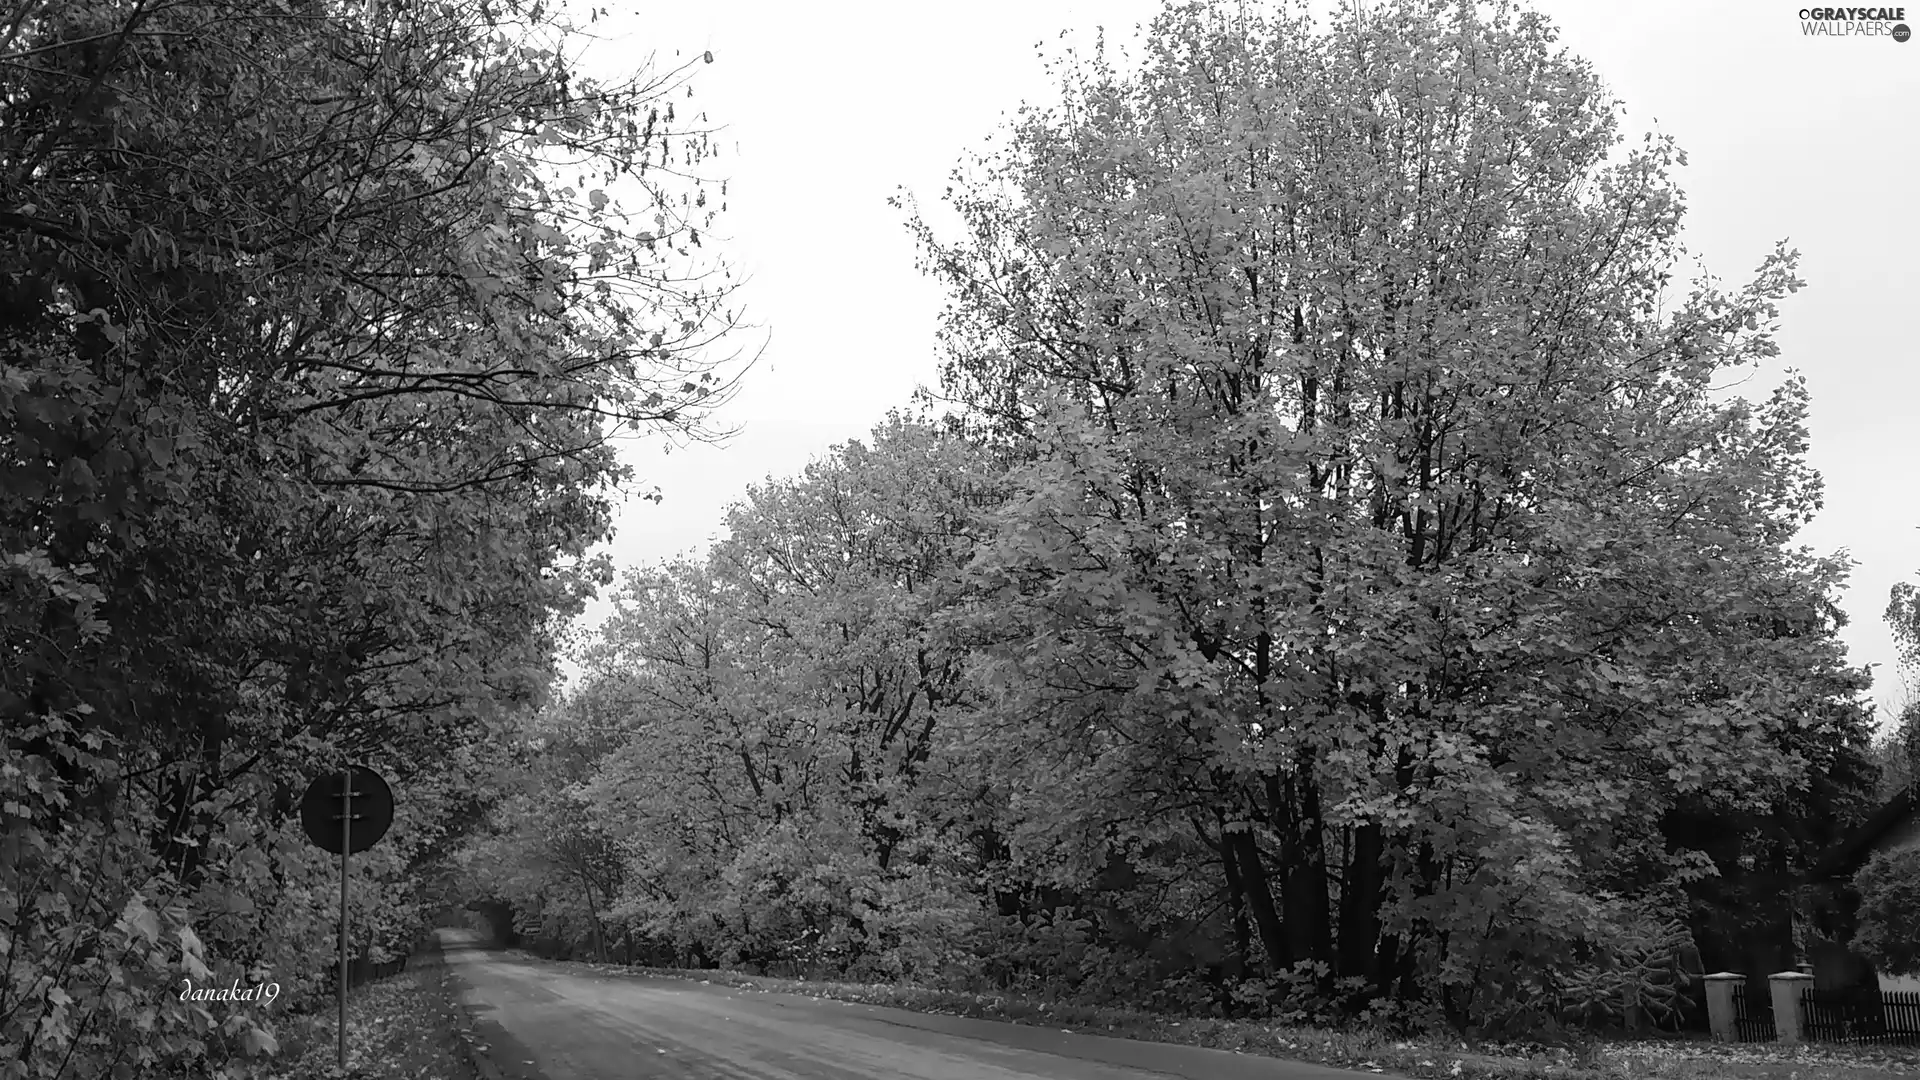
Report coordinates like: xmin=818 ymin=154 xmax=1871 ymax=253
xmin=1 ymin=0 xmax=741 ymax=1074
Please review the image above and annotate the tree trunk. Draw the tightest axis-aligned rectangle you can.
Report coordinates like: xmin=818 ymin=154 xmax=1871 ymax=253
xmin=1394 ymin=843 xmax=1447 ymax=1003
xmin=1225 ymin=827 xmax=1292 ymax=973
xmin=584 ymin=883 xmax=607 ymax=964
xmin=1223 ymin=844 xmax=1253 ymax=978
xmin=1339 ymin=821 xmax=1386 ymax=984
xmin=1270 ymin=772 xmax=1332 ymax=977
xmin=1336 ymin=696 xmax=1397 ymax=990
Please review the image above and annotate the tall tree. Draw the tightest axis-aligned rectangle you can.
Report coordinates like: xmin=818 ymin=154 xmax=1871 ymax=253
xmin=908 ymin=0 xmax=1870 ymax=1031
xmin=546 ymin=416 xmax=1004 ymax=977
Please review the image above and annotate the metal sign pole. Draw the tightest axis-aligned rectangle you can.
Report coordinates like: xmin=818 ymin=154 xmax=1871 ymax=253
xmin=297 ymin=762 xmax=393 ymax=1077
xmin=339 ymin=767 xmax=353 ymax=1072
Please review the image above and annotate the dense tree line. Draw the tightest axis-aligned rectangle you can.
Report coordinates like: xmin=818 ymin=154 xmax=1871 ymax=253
xmin=3 ymin=0 xmax=1901 ymax=1070
xmin=1 ymin=0 xmax=737 ymax=1075
xmin=456 ymin=0 xmax=1889 ymax=1041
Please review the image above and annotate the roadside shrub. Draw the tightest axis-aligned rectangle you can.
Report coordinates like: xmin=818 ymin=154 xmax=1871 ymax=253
xmin=1853 ymin=845 xmax=1920 ymax=979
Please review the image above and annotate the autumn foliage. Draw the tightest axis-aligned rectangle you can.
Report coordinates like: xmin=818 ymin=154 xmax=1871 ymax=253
xmin=460 ymin=0 xmax=1883 ymax=1042
xmin=1 ymin=0 xmax=1893 ymax=1070
xmin=1 ymin=0 xmax=735 ymax=1075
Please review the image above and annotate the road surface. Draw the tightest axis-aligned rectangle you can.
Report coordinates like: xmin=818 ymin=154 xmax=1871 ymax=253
xmin=436 ymin=928 xmax=1393 ymax=1080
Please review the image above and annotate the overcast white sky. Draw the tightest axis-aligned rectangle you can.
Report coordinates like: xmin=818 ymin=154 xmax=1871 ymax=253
xmin=560 ymin=1 xmax=1919 ymax=733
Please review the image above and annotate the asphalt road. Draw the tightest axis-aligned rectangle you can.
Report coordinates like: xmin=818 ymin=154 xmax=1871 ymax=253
xmin=436 ymin=928 xmax=1391 ymax=1080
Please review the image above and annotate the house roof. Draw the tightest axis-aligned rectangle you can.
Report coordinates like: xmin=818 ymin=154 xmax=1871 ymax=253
xmin=1806 ymin=783 xmax=1919 ymax=883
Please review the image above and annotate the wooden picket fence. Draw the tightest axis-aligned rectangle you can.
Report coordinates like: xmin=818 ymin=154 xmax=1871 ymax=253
xmin=1801 ymin=986 xmax=1920 ymax=1047
xmin=1731 ymin=978 xmax=1776 ymax=1042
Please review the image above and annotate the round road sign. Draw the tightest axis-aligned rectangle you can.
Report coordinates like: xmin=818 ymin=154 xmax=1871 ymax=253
xmin=300 ymin=766 xmax=394 ymax=855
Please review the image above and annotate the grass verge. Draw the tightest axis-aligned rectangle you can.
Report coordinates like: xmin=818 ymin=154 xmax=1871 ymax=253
xmin=525 ymin=952 xmax=1920 ymax=1080
xmin=265 ymin=946 xmax=484 ymax=1080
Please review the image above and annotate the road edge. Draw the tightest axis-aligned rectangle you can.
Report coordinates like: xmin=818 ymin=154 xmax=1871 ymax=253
xmin=430 ymin=930 xmax=509 ymax=1080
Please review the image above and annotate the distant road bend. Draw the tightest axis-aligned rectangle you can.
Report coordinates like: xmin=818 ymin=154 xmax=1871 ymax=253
xmin=436 ymin=928 xmax=1394 ymax=1080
